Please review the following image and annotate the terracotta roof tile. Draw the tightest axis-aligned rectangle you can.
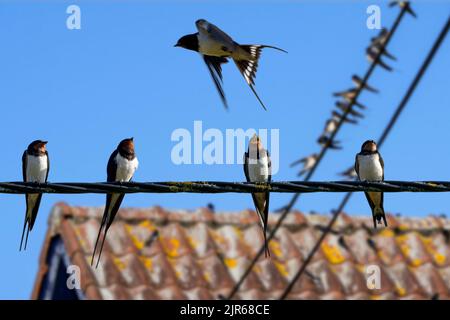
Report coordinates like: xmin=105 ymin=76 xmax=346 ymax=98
xmin=32 ymin=203 xmax=450 ymax=300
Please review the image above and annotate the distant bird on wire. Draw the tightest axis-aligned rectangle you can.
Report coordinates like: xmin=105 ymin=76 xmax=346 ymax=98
xmin=352 ymin=75 xmax=379 ymax=94
xmin=389 ymin=1 xmax=417 ymax=18
xmin=290 ymin=153 xmax=318 ymax=177
xmin=175 ymin=19 xmax=287 ymax=110
xmin=332 ymin=110 xmax=358 ymax=125
xmin=318 ymin=135 xmax=342 ymax=150
xmin=366 ymin=47 xmax=394 ymax=72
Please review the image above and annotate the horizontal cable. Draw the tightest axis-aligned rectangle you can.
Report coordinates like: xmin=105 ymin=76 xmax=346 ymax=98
xmin=0 ymin=181 xmax=450 ymax=194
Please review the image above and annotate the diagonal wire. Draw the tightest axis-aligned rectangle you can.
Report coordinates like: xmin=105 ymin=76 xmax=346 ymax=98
xmin=226 ymin=4 xmax=410 ymax=300
xmin=279 ymin=13 xmax=450 ymax=300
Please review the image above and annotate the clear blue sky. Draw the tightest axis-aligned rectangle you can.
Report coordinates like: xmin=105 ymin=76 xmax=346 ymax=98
xmin=0 ymin=1 xmax=449 ymax=299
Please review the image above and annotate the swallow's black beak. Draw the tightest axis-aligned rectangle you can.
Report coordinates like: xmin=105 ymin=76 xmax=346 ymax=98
xmin=42 ymin=141 xmax=48 ymax=145
xmin=130 ymin=137 xmax=134 ymax=142
xmin=174 ymin=43 xmax=180 ymax=47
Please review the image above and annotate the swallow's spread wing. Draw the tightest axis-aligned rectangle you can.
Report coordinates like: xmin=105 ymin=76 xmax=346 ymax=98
xmin=195 ymin=19 xmax=235 ymax=44
xmin=203 ymin=55 xmax=229 ymax=109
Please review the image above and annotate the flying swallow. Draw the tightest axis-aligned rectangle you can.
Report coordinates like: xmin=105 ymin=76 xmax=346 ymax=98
xmin=332 ymin=110 xmax=358 ymax=125
xmin=318 ymin=135 xmax=342 ymax=150
xmin=336 ymin=99 xmax=367 ymax=111
xmin=366 ymin=47 xmax=393 ymax=71
xmin=355 ymin=140 xmax=387 ymax=228
xmin=389 ymin=1 xmax=417 ymax=18
xmin=175 ymin=19 xmax=287 ymax=110
xmin=352 ymin=75 xmax=379 ymax=94
xmin=335 ymin=101 xmax=365 ymax=119
xmin=338 ymin=166 xmax=358 ymax=180
xmin=244 ymin=134 xmax=271 ymax=257
xmin=91 ymin=138 xmax=139 ymax=267
xmin=290 ymin=153 xmax=318 ymax=177
xmin=20 ymin=140 xmax=50 ymax=251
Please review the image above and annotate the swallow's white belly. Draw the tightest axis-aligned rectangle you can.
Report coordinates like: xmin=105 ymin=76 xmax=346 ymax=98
xmin=114 ymin=153 xmax=138 ymax=182
xmin=247 ymin=157 xmax=270 ymax=182
xmin=357 ymin=154 xmax=383 ymax=181
xmin=26 ymin=155 xmax=48 ymax=183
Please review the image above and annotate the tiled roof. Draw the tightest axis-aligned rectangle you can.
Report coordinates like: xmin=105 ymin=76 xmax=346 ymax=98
xmin=32 ymin=202 xmax=450 ymax=300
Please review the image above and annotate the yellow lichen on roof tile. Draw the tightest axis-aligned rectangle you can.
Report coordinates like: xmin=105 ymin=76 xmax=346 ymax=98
xmin=113 ymin=257 xmax=127 ymax=271
xmin=224 ymin=258 xmax=237 ymax=269
xmin=125 ymin=224 xmax=144 ymax=250
xmin=72 ymin=225 xmax=87 ymax=250
xmin=274 ymin=260 xmax=289 ymax=277
xmin=379 ymin=229 xmax=395 ymax=238
xmin=187 ymin=235 xmax=198 ymax=250
xmin=396 ymin=285 xmax=406 ymax=297
xmin=269 ymin=240 xmax=283 ymax=258
xmin=139 ymin=220 xmax=156 ymax=231
xmin=321 ymin=242 xmax=345 ymax=264
xmin=162 ymin=237 xmax=181 ymax=258
xmin=138 ymin=256 xmax=153 ymax=271
xmin=420 ymin=234 xmax=447 ymax=266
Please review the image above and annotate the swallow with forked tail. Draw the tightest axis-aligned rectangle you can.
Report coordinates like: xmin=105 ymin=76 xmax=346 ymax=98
xmin=21 ymin=140 xmax=50 ymax=251
xmin=290 ymin=153 xmax=318 ymax=177
xmin=91 ymin=138 xmax=139 ymax=267
xmin=332 ymin=110 xmax=358 ymax=125
xmin=352 ymin=75 xmax=379 ymax=94
xmin=175 ymin=19 xmax=287 ymax=110
xmin=355 ymin=140 xmax=387 ymax=228
xmin=244 ymin=134 xmax=271 ymax=257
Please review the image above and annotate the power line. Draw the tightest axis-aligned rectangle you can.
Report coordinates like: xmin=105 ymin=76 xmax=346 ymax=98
xmin=279 ymin=13 xmax=450 ymax=300
xmin=226 ymin=4 xmax=410 ymax=300
xmin=0 ymin=180 xmax=450 ymax=194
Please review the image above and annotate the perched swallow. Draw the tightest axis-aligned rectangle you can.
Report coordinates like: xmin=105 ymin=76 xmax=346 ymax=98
xmin=338 ymin=166 xmax=358 ymax=180
xmin=323 ymin=117 xmax=338 ymax=135
xmin=91 ymin=138 xmax=139 ymax=267
xmin=318 ymin=135 xmax=342 ymax=150
xmin=370 ymin=28 xmax=389 ymax=46
xmin=389 ymin=1 xmax=417 ymax=18
xmin=355 ymin=140 xmax=387 ymax=228
xmin=290 ymin=153 xmax=318 ymax=177
xmin=333 ymin=88 xmax=358 ymax=100
xmin=332 ymin=110 xmax=358 ymax=125
xmin=335 ymin=101 xmax=364 ymax=118
xmin=175 ymin=19 xmax=287 ymax=110
xmin=244 ymin=134 xmax=271 ymax=257
xmin=21 ymin=140 xmax=50 ymax=251
xmin=366 ymin=47 xmax=393 ymax=71
xmin=369 ymin=42 xmax=397 ymax=61
xmin=352 ymin=75 xmax=379 ymax=94
xmin=336 ymin=99 xmax=367 ymax=111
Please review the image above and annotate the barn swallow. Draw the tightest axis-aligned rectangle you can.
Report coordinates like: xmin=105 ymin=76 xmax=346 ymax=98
xmin=369 ymin=42 xmax=397 ymax=61
xmin=20 ymin=140 xmax=50 ymax=251
xmin=370 ymin=28 xmax=389 ymax=46
xmin=339 ymin=166 xmax=357 ymax=180
xmin=366 ymin=47 xmax=393 ymax=71
xmin=318 ymin=135 xmax=342 ymax=150
xmin=323 ymin=117 xmax=338 ymax=135
xmin=333 ymin=88 xmax=358 ymax=100
xmin=389 ymin=1 xmax=417 ymax=18
xmin=336 ymin=99 xmax=367 ymax=111
xmin=355 ymin=140 xmax=387 ymax=228
xmin=244 ymin=134 xmax=271 ymax=257
xmin=352 ymin=75 xmax=379 ymax=93
xmin=91 ymin=138 xmax=139 ymax=267
xmin=175 ymin=19 xmax=287 ymax=110
xmin=332 ymin=110 xmax=358 ymax=125
xmin=335 ymin=102 xmax=365 ymax=118
xmin=290 ymin=153 xmax=318 ymax=177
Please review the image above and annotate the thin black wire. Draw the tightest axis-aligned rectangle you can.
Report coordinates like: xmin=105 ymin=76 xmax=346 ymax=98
xmin=226 ymin=5 xmax=409 ymax=300
xmin=0 ymin=180 xmax=449 ymax=194
xmin=279 ymin=14 xmax=450 ymax=300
